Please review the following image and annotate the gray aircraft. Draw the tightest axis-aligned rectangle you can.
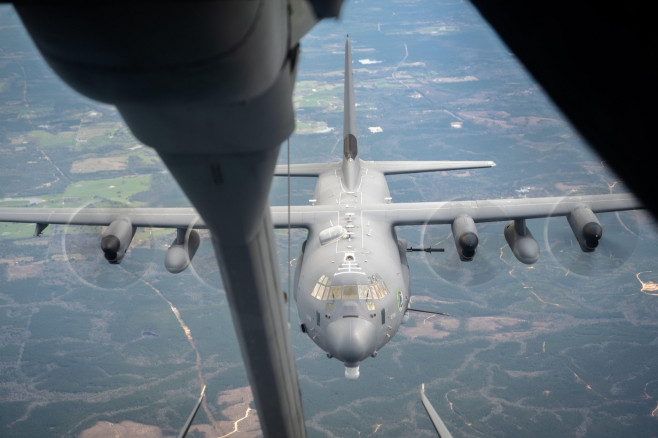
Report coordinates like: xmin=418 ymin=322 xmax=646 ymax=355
xmin=274 ymin=37 xmax=642 ymax=378
xmin=0 ymin=37 xmax=643 ymax=383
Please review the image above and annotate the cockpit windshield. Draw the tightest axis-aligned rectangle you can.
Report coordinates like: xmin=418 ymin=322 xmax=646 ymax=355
xmin=310 ymin=274 xmax=389 ymax=301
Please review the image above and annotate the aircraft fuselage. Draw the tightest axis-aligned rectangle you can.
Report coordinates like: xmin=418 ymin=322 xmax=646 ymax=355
xmin=294 ymin=158 xmax=410 ymax=378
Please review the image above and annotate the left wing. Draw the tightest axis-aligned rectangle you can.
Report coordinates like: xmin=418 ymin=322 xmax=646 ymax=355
xmin=365 ymin=192 xmax=643 ymax=264
xmin=364 ymin=193 xmax=641 ymax=226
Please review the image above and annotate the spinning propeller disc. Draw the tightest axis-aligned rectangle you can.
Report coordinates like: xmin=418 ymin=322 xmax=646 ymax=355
xmin=61 ymin=201 xmax=156 ymax=290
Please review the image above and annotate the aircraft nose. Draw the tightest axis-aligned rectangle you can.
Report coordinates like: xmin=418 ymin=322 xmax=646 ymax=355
xmin=326 ymin=317 xmax=377 ymax=367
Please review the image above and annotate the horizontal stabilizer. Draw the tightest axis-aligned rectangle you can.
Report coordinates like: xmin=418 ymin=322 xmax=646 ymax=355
xmin=367 ymin=160 xmax=495 ymax=175
xmin=274 ymin=162 xmax=338 ymax=176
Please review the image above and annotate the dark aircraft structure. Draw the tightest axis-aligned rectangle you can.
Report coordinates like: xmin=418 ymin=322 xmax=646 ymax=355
xmin=1 ymin=1 xmax=652 ymax=436
xmin=468 ymin=1 xmax=657 ymax=218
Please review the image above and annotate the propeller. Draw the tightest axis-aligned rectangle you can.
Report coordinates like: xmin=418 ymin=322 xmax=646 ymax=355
xmin=61 ymin=200 xmax=157 ymax=291
xmin=416 ymin=195 xmax=513 ymax=288
xmin=543 ymin=198 xmax=641 ymax=277
xmin=419 ymin=220 xmax=508 ymax=288
xmin=186 ymin=228 xmax=222 ymax=291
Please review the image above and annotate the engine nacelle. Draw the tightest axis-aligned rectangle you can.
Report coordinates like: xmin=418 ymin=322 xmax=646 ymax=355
xmin=451 ymin=215 xmax=478 ymax=261
xmin=567 ymin=206 xmax=602 ymax=252
xmin=101 ymin=216 xmax=136 ymax=264
xmin=165 ymin=229 xmax=200 ymax=273
xmin=504 ymin=219 xmax=539 ymax=264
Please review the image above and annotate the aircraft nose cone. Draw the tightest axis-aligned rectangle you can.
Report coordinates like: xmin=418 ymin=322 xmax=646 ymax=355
xmin=326 ymin=317 xmax=377 ymax=366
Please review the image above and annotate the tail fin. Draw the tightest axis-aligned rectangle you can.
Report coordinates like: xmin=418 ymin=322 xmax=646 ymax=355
xmin=342 ymin=36 xmax=360 ymax=190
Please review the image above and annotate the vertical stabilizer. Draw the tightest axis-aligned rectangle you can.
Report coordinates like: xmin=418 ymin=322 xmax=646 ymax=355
xmin=342 ymin=36 xmax=360 ymax=190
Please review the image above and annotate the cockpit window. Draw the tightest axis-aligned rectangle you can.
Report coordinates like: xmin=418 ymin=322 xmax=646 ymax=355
xmin=311 ymin=275 xmax=332 ymax=299
xmin=328 ymin=286 xmax=341 ymax=300
xmin=310 ymin=274 xmax=389 ymax=301
xmin=342 ymin=285 xmax=358 ymax=300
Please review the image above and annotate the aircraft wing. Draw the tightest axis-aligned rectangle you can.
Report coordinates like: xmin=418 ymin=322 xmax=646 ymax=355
xmin=0 ymin=206 xmax=339 ymax=231
xmin=0 ymin=207 xmax=205 ymax=230
xmin=367 ymin=193 xmax=641 ymax=226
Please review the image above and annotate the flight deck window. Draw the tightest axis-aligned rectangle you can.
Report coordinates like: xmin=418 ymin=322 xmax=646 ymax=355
xmin=310 ymin=275 xmax=389 ymax=301
xmin=329 ymin=286 xmax=342 ymax=300
xmin=342 ymin=285 xmax=358 ymax=300
xmin=311 ymin=283 xmax=322 ymax=299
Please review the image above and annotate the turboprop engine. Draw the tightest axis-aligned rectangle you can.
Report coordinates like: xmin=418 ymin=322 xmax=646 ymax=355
xmin=165 ymin=228 xmax=200 ymax=273
xmin=100 ymin=216 xmax=136 ymax=264
xmin=504 ymin=219 xmax=539 ymax=264
xmin=567 ymin=205 xmax=603 ymax=252
xmin=451 ymin=215 xmax=479 ymax=261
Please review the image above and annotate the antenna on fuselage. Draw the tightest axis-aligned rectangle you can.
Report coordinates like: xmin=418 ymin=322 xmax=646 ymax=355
xmin=342 ymin=35 xmax=360 ymax=191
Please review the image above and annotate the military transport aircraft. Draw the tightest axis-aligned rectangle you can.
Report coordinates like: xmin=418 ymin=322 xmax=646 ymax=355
xmin=0 ymin=36 xmax=644 ymax=383
xmin=2 ymin=2 xmax=650 ymax=436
